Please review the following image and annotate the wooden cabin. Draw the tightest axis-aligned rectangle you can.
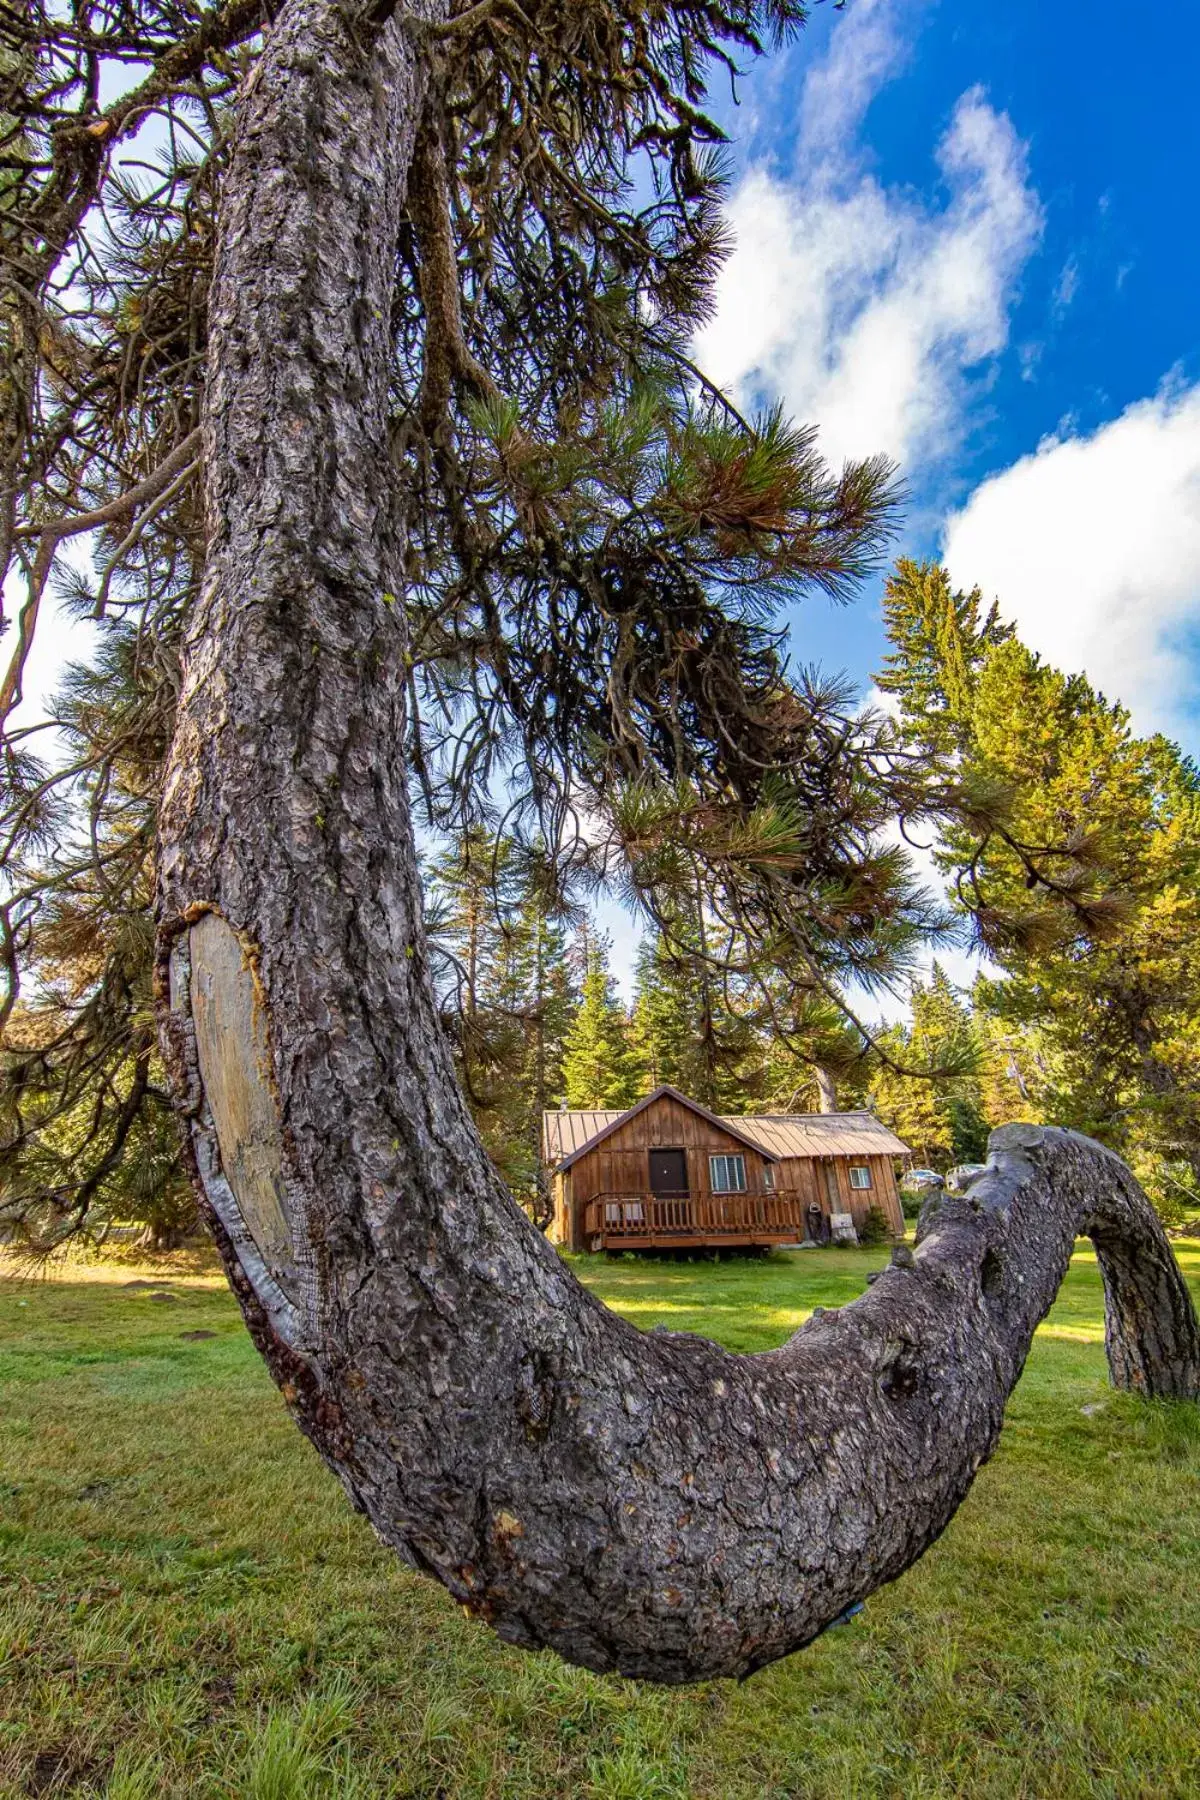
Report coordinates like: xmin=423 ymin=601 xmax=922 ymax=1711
xmin=543 ymin=1085 xmax=909 ymax=1252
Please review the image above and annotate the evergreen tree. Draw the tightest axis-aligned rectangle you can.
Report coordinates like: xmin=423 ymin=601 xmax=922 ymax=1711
xmin=428 ymin=824 xmax=516 ymax=1022
xmin=971 ymin=1005 xmax=1040 ymax=1131
xmin=881 ymin=559 xmax=1200 ymax=1213
xmin=428 ymin=830 xmax=577 ymax=1219
xmin=754 ymin=980 xmax=871 ymax=1114
xmin=2 ymin=0 xmax=926 ymax=1252
xmin=629 ymin=921 xmax=759 ymax=1109
xmin=0 ymin=0 xmax=1192 ymax=1684
xmin=630 ymin=934 xmax=699 ymax=1094
xmin=427 ymin=824 xmax=521 ymax=1144
xmin=0 ymin=631 xmax=195 ymax=1251
xmin=868 ymin=965 xmax=987 ymax=1169
xmin=877 ymin=559 xmax=1013 ymax=754
xmin=496 ymin=849 xmax=578 ymax=1219
xmin=562 ymin=933 xmax=641 ymax=1110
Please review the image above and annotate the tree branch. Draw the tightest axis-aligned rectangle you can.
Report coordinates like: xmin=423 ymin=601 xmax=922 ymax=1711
xmin=12 ymin=431 xmax=201 ymax=547
xmin=1 ymin=432 xmax=200 ymax=727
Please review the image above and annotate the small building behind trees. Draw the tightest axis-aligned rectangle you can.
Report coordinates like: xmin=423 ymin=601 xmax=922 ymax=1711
xmin=543 ymin=1086 xmax=909 ymax=1252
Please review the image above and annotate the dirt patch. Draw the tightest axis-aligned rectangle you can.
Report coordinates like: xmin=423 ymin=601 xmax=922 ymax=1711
xmin=25 ymin=1746 xmax=102 ymax=1795
xmin=202 ymin=1673 xmax=238 ymax=1718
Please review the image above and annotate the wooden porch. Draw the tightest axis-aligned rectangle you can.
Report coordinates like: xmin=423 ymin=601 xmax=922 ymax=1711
xmin=583 ymin=1188 xmax=810 ymax=1251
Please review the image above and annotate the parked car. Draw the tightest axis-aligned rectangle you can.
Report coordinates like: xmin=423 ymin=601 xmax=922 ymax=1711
xmin=945 ymin=1163 xmax=989 ymax=1194
xmin=900 ymin=1167 xmax=945 ymax=1194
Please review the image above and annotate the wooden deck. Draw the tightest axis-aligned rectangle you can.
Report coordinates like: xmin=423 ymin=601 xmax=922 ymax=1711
xmin=582 ymin=1190 xmax=810 ymax=1252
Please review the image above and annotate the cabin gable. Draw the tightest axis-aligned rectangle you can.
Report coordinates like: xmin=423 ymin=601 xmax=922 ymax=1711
xmin=564 ymin=1091 xmax=777 ymax=1236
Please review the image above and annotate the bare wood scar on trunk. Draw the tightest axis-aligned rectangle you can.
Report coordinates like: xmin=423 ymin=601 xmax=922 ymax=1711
xmin=188 ymin=910 xmax=297 ymax=1288
xmin=170 ymin=911 xmax=311 ymax=1349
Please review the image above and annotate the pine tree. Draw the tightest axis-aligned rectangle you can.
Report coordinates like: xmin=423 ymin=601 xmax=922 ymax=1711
xmin=0 ymin=630 xmax=195 ymax=1251
xmin=428 ymin=830 xmax=578 ymax=1217
xmin=2 ymin=0 xmax=933 ymax=1242
xmin=868 ymin=965 xmax=987 ymax=1169
xmin=881 ymin=559 xmax=1200 ymax=1211
xmin=2 ymin=0 xmax=1193 ymax=1685
xmin=496 ymin=849 xmax=578 ymax=1219
xmin=629 ymin=929 xmax=709 ymax=1101
xmin=630 ymin=914 xmax=768 ymax=1110
xmin=428 ymin=824 xmax=520 ymax=1139
xmin=878 ymin=558 xmax=1012 ymax=754
xmin=754 ymin=979 xmax=871 ymax=1114
xmin=562 ymin=933 xmax=641 ymax=1110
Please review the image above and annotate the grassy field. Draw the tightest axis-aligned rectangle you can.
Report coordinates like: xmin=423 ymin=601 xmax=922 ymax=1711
xmin=2 ymin=1242 xmax=1199 ymax=1799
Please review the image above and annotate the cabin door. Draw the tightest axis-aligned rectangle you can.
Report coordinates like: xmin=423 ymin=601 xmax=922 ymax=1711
xmin=648 ymin=1147 xmax=688 ymax=1230
xmin=648 ymin=1148 xmax=688 ymax=1195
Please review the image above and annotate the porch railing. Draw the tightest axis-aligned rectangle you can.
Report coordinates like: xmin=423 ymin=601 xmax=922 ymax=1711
xmin=583 ymin=1189 xmax=808 ymax=1241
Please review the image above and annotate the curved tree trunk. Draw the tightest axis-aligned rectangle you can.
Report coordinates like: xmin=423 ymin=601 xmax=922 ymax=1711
xmin=155 ymin=0 xmax=1200 ymax=1684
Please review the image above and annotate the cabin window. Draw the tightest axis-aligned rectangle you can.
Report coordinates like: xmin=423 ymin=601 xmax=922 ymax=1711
xmin=849 ymin=1165 xmax=873 ymax=1189
xmin=762 ymin=1164 xmax=776 ymax=1190
xmin=710 ymin=1154 xmax=747 ymax=1193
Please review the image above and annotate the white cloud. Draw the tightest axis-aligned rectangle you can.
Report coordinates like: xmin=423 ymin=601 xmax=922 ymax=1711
xmin=1052 ymin=254 xmax=1080 ymax=316
xmin=795 ymin=0 xmax=912 ymax=164
xmin=942 ymin=380 xmax=1200 ymax=739
xmin=695 ymin=0 xmax=1042 ymax=476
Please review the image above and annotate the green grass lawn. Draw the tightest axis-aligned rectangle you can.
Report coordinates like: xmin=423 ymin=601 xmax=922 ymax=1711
xmin=2 ymin=1242 xmax=1199 ymax=1799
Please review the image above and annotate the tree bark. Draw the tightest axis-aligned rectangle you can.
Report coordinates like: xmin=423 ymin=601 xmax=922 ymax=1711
xmin=155 ymin=0 xmax=1200 ymax=1684
xmin=814 ymin=1065 xmax=838 ymax=1113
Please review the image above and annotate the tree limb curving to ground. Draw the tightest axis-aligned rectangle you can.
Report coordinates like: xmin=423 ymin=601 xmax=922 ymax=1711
xmin=144 ymin=0 xmax=1200 ymax=1683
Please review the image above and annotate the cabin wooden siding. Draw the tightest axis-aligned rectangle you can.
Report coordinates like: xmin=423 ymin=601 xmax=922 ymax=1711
xmin=556 ymin=1093 xmax=777 ymax=1250
xmin=771 ymin=1151 xmax=904 ymax=1236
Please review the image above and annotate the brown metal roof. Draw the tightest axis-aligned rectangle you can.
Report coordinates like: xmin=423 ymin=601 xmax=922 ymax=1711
xmin=722 ymin=1112 xmax=910 ymax=1159
xmin=543 ymin=1092 xmax=909 ymax=1169
xmin=542 ymin=1109 xmax=626 ymax=1165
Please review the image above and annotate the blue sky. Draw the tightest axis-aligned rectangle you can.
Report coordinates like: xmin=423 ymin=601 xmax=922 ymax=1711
xmin=597 ymin=0 xmax=1200 ymax=995
xmin=693 ymin=0 xmax=1200 ymax=744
